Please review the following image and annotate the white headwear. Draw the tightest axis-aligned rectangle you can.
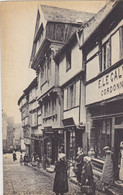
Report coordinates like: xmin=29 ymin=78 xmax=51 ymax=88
xmin=103 ymin=146 xmax=110 ymax=151
xmin=58 ymin=153 xmax=65 ymax=160
xmin=84 ymin=156 xmax=91 ymax=162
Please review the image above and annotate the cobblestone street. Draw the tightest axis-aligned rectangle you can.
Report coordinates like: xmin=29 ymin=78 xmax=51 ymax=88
xmin=3 ymin=153 xmax=81 ymax=195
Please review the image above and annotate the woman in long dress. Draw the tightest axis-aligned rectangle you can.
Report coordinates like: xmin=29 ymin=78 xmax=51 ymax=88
xmin=81 ymin=156 xmax=95 ymax=195
xmin=75 ymin=147 xmax=84 ymax=183
xmin=100 ymin=146 xmax=114 ymax=185
xmin=53 ymin=153 xmax=68 ymax=195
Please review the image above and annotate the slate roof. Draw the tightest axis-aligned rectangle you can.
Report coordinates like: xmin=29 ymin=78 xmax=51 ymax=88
xmin=41 ymin=5 xmax=94 ymax=24
xmin=78 ymin=0 xmax=120 ymax=47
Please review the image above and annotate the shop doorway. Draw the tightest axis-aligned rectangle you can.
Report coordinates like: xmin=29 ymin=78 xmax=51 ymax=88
xmin=34 ymin=140 xmax=41 ymax=159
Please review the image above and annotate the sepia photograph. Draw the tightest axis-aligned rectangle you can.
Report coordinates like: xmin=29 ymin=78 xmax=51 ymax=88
xmin=1 ymin=0 xmax=123 ymax=194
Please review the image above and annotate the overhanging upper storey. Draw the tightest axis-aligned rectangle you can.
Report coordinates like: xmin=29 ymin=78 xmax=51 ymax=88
xmin=78 ymin=0 xmax=123 ymax=52
xmin=30 ymin=38 xmax=51 ymax=70
xmin=29 ymin=5 xmax=94 ymax=70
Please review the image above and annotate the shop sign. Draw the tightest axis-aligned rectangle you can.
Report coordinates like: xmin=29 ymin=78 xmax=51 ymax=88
xmin=44 ymin=126 xmax=53 ymax=133
xmin=86 ymin=64 xmax=123 ymax=105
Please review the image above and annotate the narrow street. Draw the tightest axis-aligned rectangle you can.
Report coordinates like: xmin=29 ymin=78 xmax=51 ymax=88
xmin=3 ymin=153 xmax=81 ymax=195
xmin=3 ymin=153 xmax=54 ymax=195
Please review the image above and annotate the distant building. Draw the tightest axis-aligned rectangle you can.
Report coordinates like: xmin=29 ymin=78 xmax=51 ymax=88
xmin=7 ymin=117 xmax=15 ymax=150
xmin=13 ymin=123 xmax=23 ymax=151
xmin=2 ymin=111 xmax=8 ymax=152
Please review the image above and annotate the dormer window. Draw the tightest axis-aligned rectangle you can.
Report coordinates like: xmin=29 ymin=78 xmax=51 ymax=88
xmin=66 ymin=49 xmax=71 ymax=71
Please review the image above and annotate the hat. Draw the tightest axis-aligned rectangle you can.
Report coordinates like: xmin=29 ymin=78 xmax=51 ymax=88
xmin=59 ymin=153 xmax=65 ymax=160
xmin=120 ymin=141 xmax=123 ymax=148
xmin=84 ymin=156 xmax=91 ymax=162
xmin=103 ymin=146 xmax=110 ymax=151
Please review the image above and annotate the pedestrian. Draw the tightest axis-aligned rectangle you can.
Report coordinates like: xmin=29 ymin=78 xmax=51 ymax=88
xmin=20 ymin=153 xmax=23 ymax=165
xmin=88 ymin=148 xmax=95 ymax=159
xmin=75 ymin=147 xmax=84 ymax=183
xmin=81 ymin=156 xmax=95 ymax=195
xmin=13 ymin=151 xmax=17 ymax=161
xmin=119 ymin=141 xmax=123 ymax=181
xmin=53 ymin=153 xmax=68 ymax=195
xmin=24 ymin=154 xmax=28 ymax=165
xmin=100 ymin=146 xmax=115 ymax=186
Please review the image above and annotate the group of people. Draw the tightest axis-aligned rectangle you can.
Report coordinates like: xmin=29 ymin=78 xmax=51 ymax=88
xmin=53 ymin=148 xmax=95 ymax=195
xmin=12 ymin=150 xmax=29 ymax=165
xmin=12 ymin=142 xmax=123 ymax=195
xmin=53 ymin=142 xmax=123 ymax=195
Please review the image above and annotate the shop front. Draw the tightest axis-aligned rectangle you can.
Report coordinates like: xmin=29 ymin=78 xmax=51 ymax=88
xmin=86 ymin=64 xmax=123 ymax=178
xmin=62 ymin=117 xmax=85 ymax=161
xmin=43 ymin=126 xmax=64 ymax=167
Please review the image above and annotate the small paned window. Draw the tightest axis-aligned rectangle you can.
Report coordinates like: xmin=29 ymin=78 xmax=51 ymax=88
xmin=66 ymin=82 xmax=79 ymax=110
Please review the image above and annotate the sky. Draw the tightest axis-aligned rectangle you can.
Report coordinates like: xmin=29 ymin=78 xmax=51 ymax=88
xmin=0 ymin=0 xmax=107 ymax=124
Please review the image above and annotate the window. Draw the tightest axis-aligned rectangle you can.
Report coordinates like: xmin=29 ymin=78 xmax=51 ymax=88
xmin=66 ymin=50 xmax=71 ymax=71
xmin=44 ymin=102 xmax=48 ymax=117
xmin=100 ymin=27 xmax=123 ymax=72
xmin=94 ymin=119 xmax=111 ymax=159
xmin=102 ymin=40 xmax=111 ymax=71
xmin=111 ymin=30 xmax=120 ymax=65
xmin=31 ymin=112 xmax=37 ymax=127
xmin=66 ymin=81 xmax=79 ymax=110
xmin=40 ymin=56 xmax=51 ymax=86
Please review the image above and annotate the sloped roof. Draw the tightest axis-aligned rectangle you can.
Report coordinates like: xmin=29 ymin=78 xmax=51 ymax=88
xmin=18 ymin=93 xmax=25 ymax=106
xmin=79 ymin=0 xmax=120 ymax=47
xmin=41 ymin=5 xmax=94 ymax=24
xmin=23 ymin=77 xmax=37 ymax=94
xmin=18 ymin=77 xmax=37 ymax=105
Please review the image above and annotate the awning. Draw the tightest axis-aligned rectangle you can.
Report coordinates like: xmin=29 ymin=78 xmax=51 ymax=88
xmin=62 ymin=117 xmax=75 ymax=127
xmin=62 ymin=117 xmax=85 ymax=132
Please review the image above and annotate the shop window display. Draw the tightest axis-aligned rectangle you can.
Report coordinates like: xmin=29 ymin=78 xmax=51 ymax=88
xmin=94 ymin=119 xmax=111 ymax=159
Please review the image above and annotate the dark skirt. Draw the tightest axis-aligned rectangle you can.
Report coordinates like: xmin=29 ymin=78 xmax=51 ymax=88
xmin=53 ymin=171 xmax=68 ymax=193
